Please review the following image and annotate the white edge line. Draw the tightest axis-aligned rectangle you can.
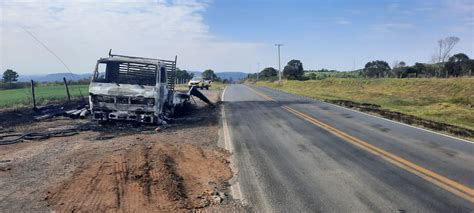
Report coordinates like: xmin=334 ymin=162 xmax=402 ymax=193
xmin=220 ymin=86 xmax=245 ymax=203
xmin=325 ymin=101 xmax=474 ymax=144
xmin=221 ymin=86 xmax=227 ymax=102
xmin=257 ymin=86 xmax=474 ymax=144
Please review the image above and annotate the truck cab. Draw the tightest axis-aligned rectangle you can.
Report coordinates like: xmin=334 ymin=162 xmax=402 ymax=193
xmin=89 ymin=51 xmax=182 ymax=124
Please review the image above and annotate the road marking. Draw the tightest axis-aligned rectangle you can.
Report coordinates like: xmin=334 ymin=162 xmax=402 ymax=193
xmin=324 ymin=101 xmax=474 ymax=144
xmin=259 ymin=86 xmax=473 ymax=144
xmin=247 ymin=85 xmax=474 ymax=203
xmin=221 ymin=86 xmax=227 ymax=102
xmin=220 ymin=86 xmax=245 ymax=203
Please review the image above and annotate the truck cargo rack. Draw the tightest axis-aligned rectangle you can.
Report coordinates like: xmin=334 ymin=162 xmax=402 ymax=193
xmin=108 ymin=49 xmax=177 ymax=92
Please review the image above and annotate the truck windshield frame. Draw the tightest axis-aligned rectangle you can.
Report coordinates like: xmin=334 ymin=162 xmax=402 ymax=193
xmin=93 ymin=61 xmax=158 ymax=86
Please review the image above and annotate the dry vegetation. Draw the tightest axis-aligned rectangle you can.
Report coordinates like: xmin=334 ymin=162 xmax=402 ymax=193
xmin=257 ymin=78 xmax=474 ymax=130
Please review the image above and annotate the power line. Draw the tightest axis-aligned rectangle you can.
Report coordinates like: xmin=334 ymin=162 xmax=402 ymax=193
xmin=21 ymin=26 xmax=84 ymax=99
xmin=20 ymin=26 xmax=74 ymax=75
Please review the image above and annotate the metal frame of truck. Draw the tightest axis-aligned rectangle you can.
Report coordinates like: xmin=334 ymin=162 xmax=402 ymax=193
xmin=88 ymin=50 xmax=189 ymax=124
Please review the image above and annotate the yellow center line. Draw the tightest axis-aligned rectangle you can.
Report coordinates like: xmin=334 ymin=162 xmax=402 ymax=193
xmin=247 ymin=86 xmax=474 ymax=203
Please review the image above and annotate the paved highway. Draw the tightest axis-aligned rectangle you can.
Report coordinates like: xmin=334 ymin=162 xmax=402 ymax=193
xmin=222 ymin=84 xmax=473 ymax=212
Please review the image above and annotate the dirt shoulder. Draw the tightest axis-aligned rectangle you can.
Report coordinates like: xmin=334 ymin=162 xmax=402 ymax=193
xmin=0 ymin=90 xmax=244 ymax=212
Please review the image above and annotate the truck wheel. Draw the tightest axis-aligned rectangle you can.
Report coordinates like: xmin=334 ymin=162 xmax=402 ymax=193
xmin=205 ymin=85 xmax=209 ymax=90
xmin=168 ymin=107 xmax=175 ymax=117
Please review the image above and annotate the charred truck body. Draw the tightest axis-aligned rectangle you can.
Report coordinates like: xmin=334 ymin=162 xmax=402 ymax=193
xmin=89 ymin=51 xmax=189 ymax=124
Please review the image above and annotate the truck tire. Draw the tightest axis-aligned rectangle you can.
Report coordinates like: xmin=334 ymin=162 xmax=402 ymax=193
xmin=205 ymin=85 xmax=209 ymax=90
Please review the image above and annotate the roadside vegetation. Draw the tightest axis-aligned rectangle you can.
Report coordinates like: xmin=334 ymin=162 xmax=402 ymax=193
xmin=256 ymin=78 xmax=474 ymax=130
xmin=246 ymin=36 xmax=473 ymax=131
xmin=248 ymin=36 xmax=472 ymax=81
xmin=175 ymin=69 xmax=227 ymax=90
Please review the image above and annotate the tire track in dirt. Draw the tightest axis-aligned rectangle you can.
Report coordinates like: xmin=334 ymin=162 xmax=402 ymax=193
xmin=48 ymin=141 xmax=233 ymax=212
xmin=113 ymin=161 xmax=123 ymax=208
xmin=1 ymin=91 xmax=244 ymax=212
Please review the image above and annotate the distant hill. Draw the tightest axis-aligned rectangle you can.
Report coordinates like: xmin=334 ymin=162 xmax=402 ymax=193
xmin=16 ymin=71 xmax=248 ymax=82
xmin=188 ymin=71 xmax=247 ymax=80
xmin=189 ymin=71 xmax=202 ymax=77
xmin=216 ymin=72 xmax=247 ymax=80
xmin=18 ymin=73 xmax=91 ymax=82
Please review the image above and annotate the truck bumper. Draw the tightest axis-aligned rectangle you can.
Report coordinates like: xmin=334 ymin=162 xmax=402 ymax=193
xmin=92 ymin=110 xmax=156 ymax=124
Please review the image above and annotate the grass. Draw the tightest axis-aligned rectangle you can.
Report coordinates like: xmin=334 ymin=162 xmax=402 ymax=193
xmin=0 ymin=84 xmax=89 ymax=108
xmin=256 ymin=78 xmax=474 ymax=130
xmin=0 ymin=81 xmax=227 ymax=109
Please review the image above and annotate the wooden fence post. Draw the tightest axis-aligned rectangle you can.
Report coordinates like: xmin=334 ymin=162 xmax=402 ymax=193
xmin=31 ymin=80 xmax=37 ymax=110
xmin=63 ymin=77 xmax=71 ymax=102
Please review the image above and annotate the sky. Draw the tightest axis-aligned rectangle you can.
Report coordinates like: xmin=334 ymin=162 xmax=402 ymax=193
xmin=1 ymin=0 xmax=473 ymax=75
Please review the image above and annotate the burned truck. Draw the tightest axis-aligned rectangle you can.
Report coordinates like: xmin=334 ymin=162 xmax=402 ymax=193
xmin=88 ymin=51 xmax=191 ymax=124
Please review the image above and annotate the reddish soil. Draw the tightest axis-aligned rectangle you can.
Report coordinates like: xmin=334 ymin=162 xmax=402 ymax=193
xmin=0 ymin=90 xmax=243 ymax=212
xmin=48 ymin=138 xmax=232 ymax=212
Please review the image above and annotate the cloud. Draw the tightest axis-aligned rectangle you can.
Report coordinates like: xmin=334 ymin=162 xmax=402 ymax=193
xmin=386 ymin=3 xmax=400 ymax=11
xmin=414 ymin=7 xmax=434 ymax=12
xmin=464 ymin=17 xmax=474 ymax=26
xmin=334 ymin=17 xmax=352 ymax=25
xmin=371 ymin=22 xmax=416 ymax=33
xmin=438 ymin=0 xmax=474 ymax=34
xmin=445 ymin=0 xmax=474 ymax=13
xmin=0 ymin=0 xmax=262 ymax=74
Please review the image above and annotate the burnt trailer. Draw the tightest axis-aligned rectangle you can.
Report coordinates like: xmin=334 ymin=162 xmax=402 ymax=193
xmin=89 ymin=51 xmax=189 ymax=124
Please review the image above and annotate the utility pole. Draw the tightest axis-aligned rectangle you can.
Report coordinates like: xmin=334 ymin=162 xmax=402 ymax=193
xmin=275 ymin=44 xmax=283 ymax=82
xmin=257 ymin=62 xmax=260 ymax=81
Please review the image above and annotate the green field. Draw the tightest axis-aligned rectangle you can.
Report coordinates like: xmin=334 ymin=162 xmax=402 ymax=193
xmin=256 ymin=78 xmax=474 ymax=130
xmin=0 ymin=84 xmax=89 ymax=108
xmin=0 ymin=81 xmax=227 ymax=109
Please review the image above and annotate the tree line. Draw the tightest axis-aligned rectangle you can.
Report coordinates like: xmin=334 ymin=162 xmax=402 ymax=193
xmin=362 ymin=53 xmax=473 ymax=78
xmin=247 ymin=59 xmax=306 ymax=81
xmin=248 ymin=36 xmax=472 ymax=81
xmin=175 ymin=68 xmax=195 ymax=82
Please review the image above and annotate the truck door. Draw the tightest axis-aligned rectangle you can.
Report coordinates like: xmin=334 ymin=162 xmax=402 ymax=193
xmin=154 ymin=65 xmax=168 ymax=117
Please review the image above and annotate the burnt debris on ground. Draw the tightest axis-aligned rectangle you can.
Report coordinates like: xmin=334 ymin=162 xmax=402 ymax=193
xmin=0 ymin=90 xmax=244 ymax=212
xmin=0 ymin=84 xmax=215 ymax=133
xmin=0 ymin=88 xmax=219 ymax=146
xmin=0 ymin=99 xmax=88 ymax=129
xmin=0 ymin=102 xmax=219 ymax=146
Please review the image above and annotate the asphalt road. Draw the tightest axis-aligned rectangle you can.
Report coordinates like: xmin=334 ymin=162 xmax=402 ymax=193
xmin=223 ymin=84 xmax=473 ymax=212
